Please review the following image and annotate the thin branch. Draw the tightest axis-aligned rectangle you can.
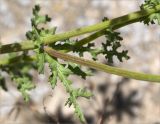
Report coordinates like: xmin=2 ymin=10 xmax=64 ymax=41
xmin=44 ymin=46 xmax=160 ymax=83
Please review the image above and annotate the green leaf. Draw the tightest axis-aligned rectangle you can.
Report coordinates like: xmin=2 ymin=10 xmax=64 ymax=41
xmin=72 ymin=29 xmax=130 ymax=63
xmin=68 ymin=63 xmax=92 ymax=79
xmin=1 ymin=52 xmax=36 ymax=101
xmin=47 ymin=56 xmax=58 ymax=89
xmin=102 ymin=29 xmax=130 ymax=63
xmin=37 ymin=52 xmax=45 ymax=74
xmin=140 ymin=0 xmax=160 ymax=25
xmin=33 ymin=4 xmax=40 ymax=16
xmin=25 ymin=5 xmax=55 ymax=74
xmin=49 ymin=70 xmax=58 ymax=89
xmin=65 ymin=93 xmax=86 ymax=123
xmin=46 ymin=54 xmax=93 ymax=123
xmin=75 ymin=88 xmax=93 ymax=99
xmin=14 ymin=77 xmax=35 ymax=102
xmin=31 ymin=5 xmax=51 ymax=26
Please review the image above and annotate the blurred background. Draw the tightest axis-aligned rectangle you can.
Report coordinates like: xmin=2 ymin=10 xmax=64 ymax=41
xmin=0 ymin=0 xmax=160 ymax=124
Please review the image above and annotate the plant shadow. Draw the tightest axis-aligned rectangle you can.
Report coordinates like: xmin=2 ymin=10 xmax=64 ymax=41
xmin=98 ymin=78 xmax=142 ymax=124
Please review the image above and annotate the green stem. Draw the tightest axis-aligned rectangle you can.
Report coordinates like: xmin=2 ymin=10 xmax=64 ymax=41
xmin=0 ymin=55 xmax=35 ymax=66
xmin=42 ymin=5 xmax=159 ymax=44
xmin=44 ymin=46 xmax=160 ymax=82
xmin=1 ymin=5 xmax=160 ymax=54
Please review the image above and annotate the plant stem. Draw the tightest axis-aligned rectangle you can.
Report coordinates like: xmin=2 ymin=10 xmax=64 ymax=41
xmin=1 ymin=4 xmax=160 ymax=54
xmin=44 ymin=46 xmax=160 ymax=82
xmin=0 ymin=55 xmax=35 ymax=66
xmin=42 ymin=5 xmax=160 ymax=44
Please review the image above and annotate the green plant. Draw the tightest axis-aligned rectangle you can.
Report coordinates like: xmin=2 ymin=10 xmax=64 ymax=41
xmin=0 ymin=0 xmax=160 ymax=123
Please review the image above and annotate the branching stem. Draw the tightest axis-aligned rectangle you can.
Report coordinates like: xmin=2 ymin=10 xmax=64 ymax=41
xmin=1 ymin=4 xmax=160 ymax=83
xmin=1 ymin=4 xmax=160 ymax=54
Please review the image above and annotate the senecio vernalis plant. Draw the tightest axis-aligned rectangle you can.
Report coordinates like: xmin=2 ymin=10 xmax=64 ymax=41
xmin=0 ymin=0 xmax=160 ymax=123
